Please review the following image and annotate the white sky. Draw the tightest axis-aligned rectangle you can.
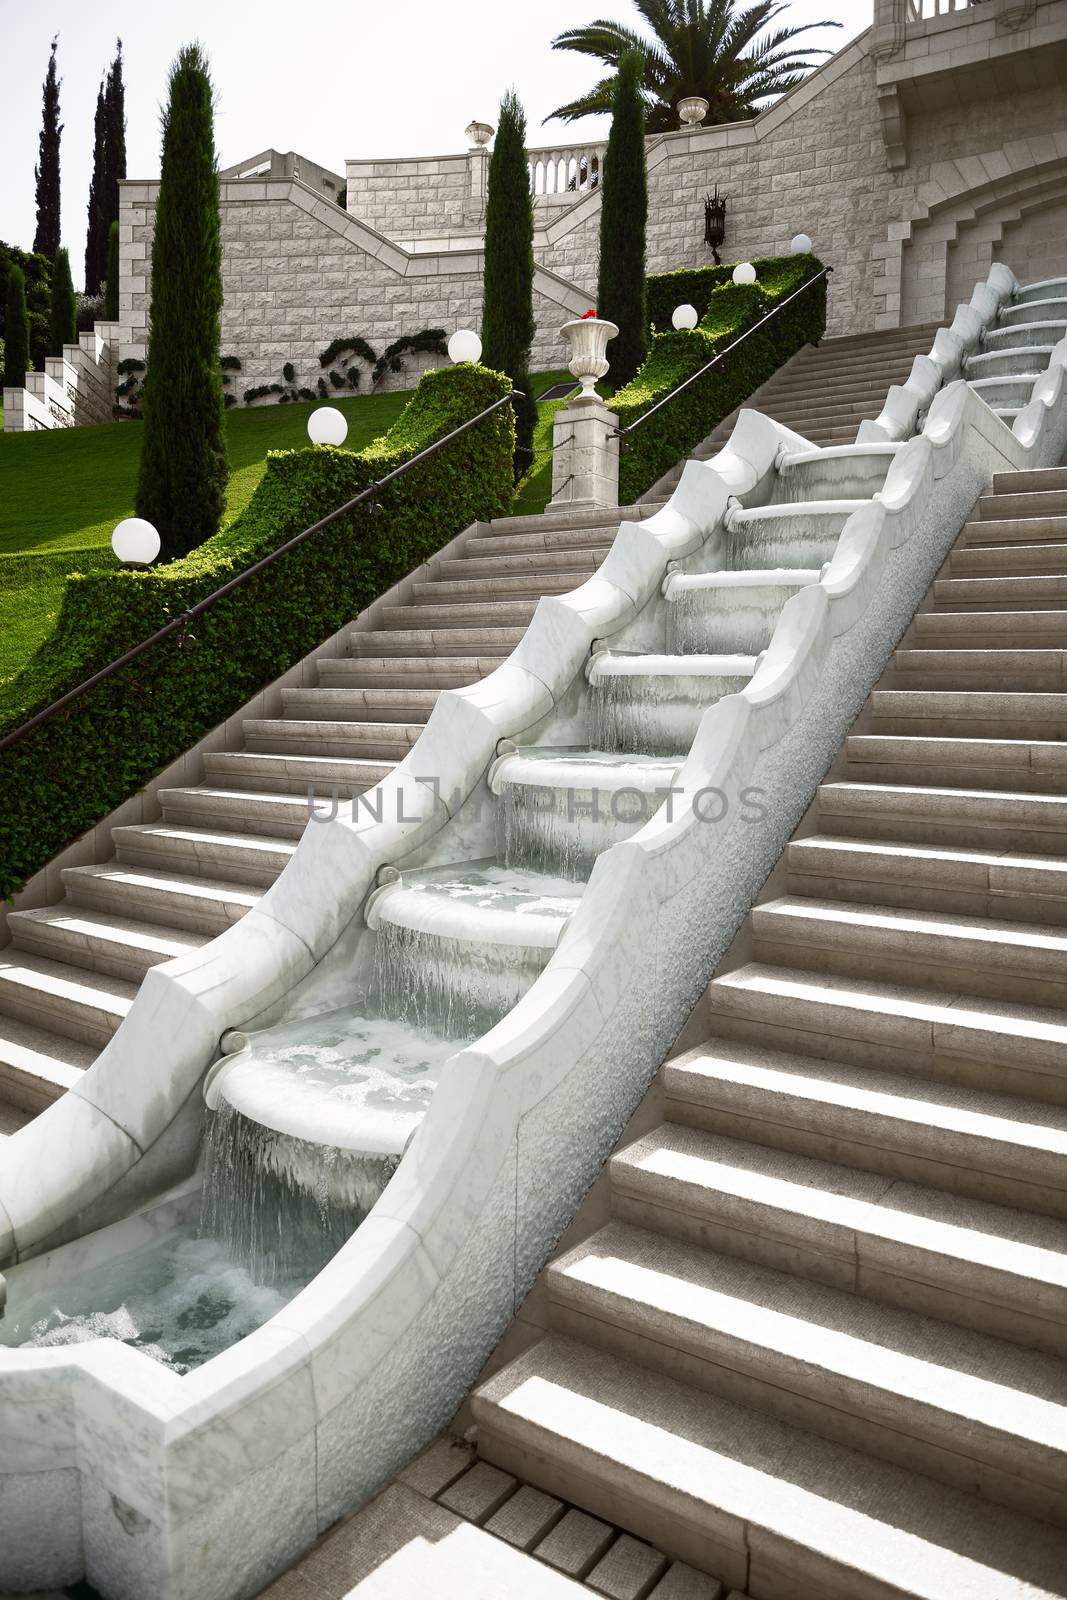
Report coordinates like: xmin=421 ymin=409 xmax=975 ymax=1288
xmin=0 ymin=0 xmax=872 ymax=288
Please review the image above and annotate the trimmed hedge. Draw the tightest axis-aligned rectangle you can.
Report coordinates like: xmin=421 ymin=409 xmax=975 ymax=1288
xmin=0 ymin=363 xmax=514 ymax=900
xmin=612 ymin=255 xmax=827 ymax=504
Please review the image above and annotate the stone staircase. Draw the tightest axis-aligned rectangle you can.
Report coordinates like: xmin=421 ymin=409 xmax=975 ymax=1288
xmin=652 ymin=322 xmax=940 ymax=498
xmin=471 ymin=459 xmax=1067 ymax=1599
xmin=0 ymin=501 xmax=667 ymax=1135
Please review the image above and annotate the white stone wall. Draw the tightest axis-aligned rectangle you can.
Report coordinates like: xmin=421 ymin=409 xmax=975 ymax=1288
xmin=115 ymin=12 xmax=1067 ymax=408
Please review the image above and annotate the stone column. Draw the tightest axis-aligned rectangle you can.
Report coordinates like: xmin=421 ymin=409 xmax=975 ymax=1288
xmin=549 ymin=394 xmax=619 ymax=511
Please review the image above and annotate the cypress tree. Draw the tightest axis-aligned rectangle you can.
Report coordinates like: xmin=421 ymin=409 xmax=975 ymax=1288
xmin=481 ymin=89 xmax=536 ymax=478
xmin=33 ymin=37 xmax=63 ymax=261
xmin=4 ymin=266 xmax=31 ymax=388
xmin=104 ymin=221 xmax=120 ymax=321
xmin=135 ymin=43 xmax=228 ymax=561
xmin=85 ymin=80 xmax=107 ymax=294
xmin=50 ymin=247 xmax=76 ymax=353
xmin=597 ymin=49 xmax=648 ymax=389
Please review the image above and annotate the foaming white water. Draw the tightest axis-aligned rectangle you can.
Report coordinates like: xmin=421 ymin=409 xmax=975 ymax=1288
xmin=728 ymin=504 xmax=860 ymax=569
xmin=497 ymin=750 xmax=682 ymax=877
xmin=590 ymin=660 xmax=752 ymax=755
xmin=667 ymin=573 xmax=816 ymax=653
xmin=0 ymin=1226 xmax=310 ymax=1373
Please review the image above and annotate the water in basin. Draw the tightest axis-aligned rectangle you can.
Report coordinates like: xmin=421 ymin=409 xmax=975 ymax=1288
xmin=666 ymin=569 xmax=819 ymax=654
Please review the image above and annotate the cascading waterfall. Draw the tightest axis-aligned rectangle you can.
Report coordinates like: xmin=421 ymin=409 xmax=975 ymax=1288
xmin=200 ymin=1102 xmax=387 ymax=1284
xmin=374 ymin=919 xmax=547 ymax=1037
xmin=666 ymin=577 xmax=813 ymax=654
xmin=589 ymin=655 xmax=753 ymax=756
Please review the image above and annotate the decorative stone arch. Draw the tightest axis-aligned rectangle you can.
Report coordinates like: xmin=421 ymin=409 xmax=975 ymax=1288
xmin=874 ymin=139 xmax=1067 ymax=328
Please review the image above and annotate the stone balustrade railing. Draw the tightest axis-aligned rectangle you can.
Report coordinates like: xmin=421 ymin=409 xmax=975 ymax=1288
xmin=527 ymin=141 xmax=607 ymax=201
xmin=906 ymin=0 xmax=975 ymax=19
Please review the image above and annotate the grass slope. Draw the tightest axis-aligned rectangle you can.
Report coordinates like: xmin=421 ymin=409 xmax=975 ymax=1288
xmin=0 ymin=393 xmax=408 ymax=682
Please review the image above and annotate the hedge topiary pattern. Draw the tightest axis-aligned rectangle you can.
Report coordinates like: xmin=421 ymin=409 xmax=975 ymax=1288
xmin=612 ymin=254 xmax=827 ymax=503
xmin=0 ymin=362 xmax=514 ymax=900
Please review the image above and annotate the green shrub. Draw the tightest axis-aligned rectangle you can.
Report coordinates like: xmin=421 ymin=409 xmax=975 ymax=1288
xmin=50 ymin=246 xmax=76 ymax=354
xmin=612 ymin=255 xmax=827 ymax=503
xmin=0 ymin=363 xmax=514 ymax=900
xmin=3 ymin=266 xmax=31 ymax=389
xmin=597 ymin=50 xmax=647 ymax=389
xmin=646 ymin=262 xmax=735 ymax=332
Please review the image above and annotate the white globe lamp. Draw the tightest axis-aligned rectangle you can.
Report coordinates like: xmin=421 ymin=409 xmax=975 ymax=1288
xmin=448 ymin=329 xmax=483 ymax=364
xmin=732 ymin=262 xmax=757 ymax=286
xmin=672 ymin=303 xmax=699 ymax=330
xmin=111 ymin=517 xmax=160 ymax=566
xmin=790 ymin=233 xmax=813 ymax=255
xmin=307 ymin=407 xmax=348 ymax=447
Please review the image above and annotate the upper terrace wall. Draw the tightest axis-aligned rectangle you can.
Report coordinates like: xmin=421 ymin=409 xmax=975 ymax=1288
xmin=115 ymin=3 xmax=1067 ymax=400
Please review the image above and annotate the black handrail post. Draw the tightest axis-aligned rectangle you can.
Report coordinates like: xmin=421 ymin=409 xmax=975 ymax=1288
xmin=0 ymin=389 xmax=523 ymax=756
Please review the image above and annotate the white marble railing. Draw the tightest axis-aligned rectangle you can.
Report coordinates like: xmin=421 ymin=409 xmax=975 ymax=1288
xmin=906 ymin=0 xmax=976 ymax=18
xmin=527 ymin=140 xmax=607 ymax=200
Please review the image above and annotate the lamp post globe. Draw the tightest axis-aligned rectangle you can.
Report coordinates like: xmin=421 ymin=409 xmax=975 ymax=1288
xmin=790 ymin=233 xmax=813 ymax=255
xmin=307 ymin=407 xmax=348 ymax=447
xmin=111 ymin=517 xmax=161 ymax=566
xmin=672 ymin=303 xmax=699 ymax=330
xmin=448 ymin=329 xmax=482 ymax=364
xmin=732 ymin=261 xmax=757 ymax=285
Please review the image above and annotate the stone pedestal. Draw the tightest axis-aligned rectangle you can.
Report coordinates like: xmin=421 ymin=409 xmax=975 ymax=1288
xmin=549 ymin=394 xmax=619 ymax=511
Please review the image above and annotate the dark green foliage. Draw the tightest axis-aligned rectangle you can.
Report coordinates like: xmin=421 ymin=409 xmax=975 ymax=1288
xmin=33 ymin=37 xmax=62 ymax=260
xmin=372 ymin=329 xmax=447 ymax=383
xmin=0 ymin=244 xmax=52 ymax=372
xmin=50 ymin=247 xmax=76 ymax=353
xmin=114 ymin=357 xmax=146 ymax=419
xmin=597 ymin=50 xmax=647 ymax=389
xmin=319 ymin=336 xmax=376 ymax=369
xmin=136 ymin=44 xmax=228 ymax=561
xmin=220 ymin=355 xmax=241 ymax=371
xmin=3 ymin=267 xmax=31 ymax=388
xmin=0 ymin=364 xmax=514 ymax=899
xmin=549 ymin=0 xmax=838 ymax=129
xmin=85 ymin=84 xmax=108 ymax=294
xmin=104 ymin=220 xmax=120 ymax=319
xmin=646 ymin=262 xmax=737 ymax=331
xmin=220 ymin=354 xmax=241 ymax=409
xmin=482 ymin=89 xmax=536 ymax=478
xmin=244 ymin=383 xmax=285 ymax=403
xmin=85 ymin=43 xmax=126 ymax=294
xmin=612 ymin=255 xmax=826 ymax=502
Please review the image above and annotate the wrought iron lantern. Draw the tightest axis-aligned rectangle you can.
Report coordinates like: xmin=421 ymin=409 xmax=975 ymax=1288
xmin=704 ymin=187 xmax=727 ymax=263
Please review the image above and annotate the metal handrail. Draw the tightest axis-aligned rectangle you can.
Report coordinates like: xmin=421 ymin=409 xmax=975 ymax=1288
xmin=617 ymin=266 xmax=833 ymax=438
xmin=0 ymin=389 xmax=522 ymax=756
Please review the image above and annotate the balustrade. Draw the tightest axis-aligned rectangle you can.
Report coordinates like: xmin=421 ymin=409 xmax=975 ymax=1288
xmin=527 ymin=142 xmax=607 ymax=200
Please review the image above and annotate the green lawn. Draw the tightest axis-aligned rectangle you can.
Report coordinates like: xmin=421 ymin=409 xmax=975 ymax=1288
xmin=0 ymin=392 xmax=408 ymax=684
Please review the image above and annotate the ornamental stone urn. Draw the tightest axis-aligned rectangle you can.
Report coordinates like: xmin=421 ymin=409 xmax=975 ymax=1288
xmin=677 ymin=95 xmax=710 ymax=127
xmin=465 ymin=120 xmax=494 ymax=148
xmin=559 ymin=316 xmax=619 ymax=399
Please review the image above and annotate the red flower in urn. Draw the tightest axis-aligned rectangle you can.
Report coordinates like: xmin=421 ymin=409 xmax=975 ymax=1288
xmin=580 ymin=308 xmax=597 ymax=319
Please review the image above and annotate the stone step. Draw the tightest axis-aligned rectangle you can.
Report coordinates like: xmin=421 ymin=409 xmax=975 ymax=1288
xmin=159 ymin=784 xmax=320 ymax=839
xmin=787 ymin=833 xmax=1067 ymax=923
xmin=280 ymin=685 xmax=436 ymax=723
xmin=466 ymin=527 xmax=614 ymax=558
xmin=243 ymin=717 xmax=423 ymax=759
xmin=62 ymin=861 xmax=258 ymax=936
xmin=548 ymin=1218 xmax=1067 ymax=1524
xmin=0 ymin=1015 xmax=92 ymax=1115
xmin=350 ymin=627 xmax=521 ymax=657
xmin=843 ymin=733 xmax=1067 ymax=793
xmin=749 ymin=376 xmax=899 ymax=404
xmin=934 ymin=574 xmax=1067 ymax=610
xmin=485 ymin=503 xmax=655 ymax=538
xmin=891 ymin=646 xmax=1067 ymax=691
xmin=817 ymin=778 xmax=1067 ymax=852
xmin=610 ymin=1121 xmax=1067 ymax=1353
xmin=961 ymin=514 xmax=1067 ymax=547
xmin=202 ymin=748 xmax=394 ymax=795
xmin=319 ymin=656 xmax=492 ymax=691
xmin=950 ymin=545 xmax=1067 ymax=578
xmin=111 ymin=822 xmax=294 ymax=888
xmin=474 ymin=1335 xmax=1067 ymax=1599
xmin=6 ymin=904 xmax=209 ymax=984
xmin=411 ymin=572 xmax=580 ymax=602
xmin=704 ymin=961 xmax=1067 ymax=1106
xmin=0 ymin=951 xmax=135 ymax=1049
xmin=910 ymin=609 xmax=1067 ymax=648
xmin=751 ymin=895 xmax=1067 ymax=1010
xmin=436 ymin=549 xmax=605 ymax=581
xmin=979 ymin=489 xmax=1067 ymax=521
xmin=664 ymin=1037 xmax=1067 ymax=1219
xmin=378 ymin=599 xmax=538 ymax=630
xmin=872 ymin=689 xmax=1067 ymax=740
xmin=993 ymin=466 xmax=1067 ymax=495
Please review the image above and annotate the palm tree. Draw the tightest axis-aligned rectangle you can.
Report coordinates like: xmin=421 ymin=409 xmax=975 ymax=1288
xmin=547 ymin=0 xmax=840 ymax=131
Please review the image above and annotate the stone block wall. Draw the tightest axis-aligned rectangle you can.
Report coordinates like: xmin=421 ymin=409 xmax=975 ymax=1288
xmin=345 ymin=153 xmax=472 ymax=240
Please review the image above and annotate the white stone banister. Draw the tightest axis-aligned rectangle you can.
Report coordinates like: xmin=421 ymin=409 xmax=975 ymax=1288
xmin=527 ymin=140 xmax=607 ymax=200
